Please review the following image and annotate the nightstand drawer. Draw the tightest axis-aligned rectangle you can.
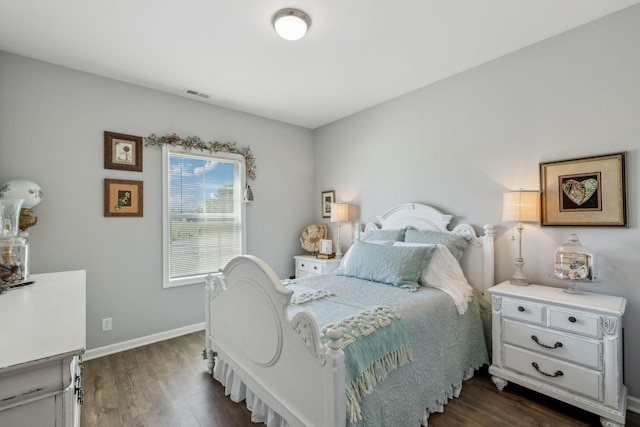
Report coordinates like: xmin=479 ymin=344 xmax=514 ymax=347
xmin=502 ymin=300 xmax=543 ymax=325
xmin=504 ymin=345 xmax=601 ymax=400
xmin=294 ymin=255 xmax=340 ymax=279
xmin=307 ymin=261 xmax=325 ymax=275
xmin=295 ymin=259 xmax=310 ymax=273
xmin=549 ymin=308 xmax=599 ymax=338
xmin=503 ymin=320 xmax=601 ymax=369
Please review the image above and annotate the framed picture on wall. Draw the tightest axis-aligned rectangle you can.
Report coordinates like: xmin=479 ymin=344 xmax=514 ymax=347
xmin=104 ymin=179 xmax=143 ymax=217
xmin=540 ymin=152 xmax=627 ymax=227
xmin=104 ymin=131 xmax=143 ymax=172
xmin=321 ymin=190 xmax=335 ymax=218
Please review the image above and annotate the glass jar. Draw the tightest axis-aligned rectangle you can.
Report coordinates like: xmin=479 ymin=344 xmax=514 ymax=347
xmin=1 ymin=235 xmax=29 ymax=284
xmin=0 ymin=198 xmax=30 ymax=285
xmin=554 ymin=234 xmax=595 ymax=281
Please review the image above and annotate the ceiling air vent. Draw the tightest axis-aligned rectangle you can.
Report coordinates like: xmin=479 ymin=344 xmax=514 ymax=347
xmin=184 ymin=89 xmax=211 ymax=99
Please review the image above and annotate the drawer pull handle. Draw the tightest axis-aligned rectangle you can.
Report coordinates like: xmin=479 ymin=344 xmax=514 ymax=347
xmin=517 ymin=306 xmax=525 ymax=312
xmin=532 ymin=362 xmax=563 ymax=378
xmin=531 ymin=335 xmax=563 ymax=349
xmin=568 ymin=316 xmax=577 ymax=323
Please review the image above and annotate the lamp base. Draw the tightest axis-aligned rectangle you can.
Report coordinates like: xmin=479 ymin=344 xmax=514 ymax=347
xmin=19 ymin=208 xmax=38 ymax=238
xmin=334 ymin=223 xmax=343 ymax=259
xmin=509 ymin=277 xmax=529 ymax=286
xmin=510 ymin=256 xmax=529 ymax=286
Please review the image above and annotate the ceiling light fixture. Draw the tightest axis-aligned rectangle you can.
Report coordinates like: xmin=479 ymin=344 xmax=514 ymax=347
xmin=273 ymin=8 xmax=311 ymax=41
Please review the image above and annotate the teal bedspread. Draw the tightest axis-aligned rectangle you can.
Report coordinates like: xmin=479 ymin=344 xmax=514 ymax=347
xmin=286 ymin=274 xmax=489 ymax=427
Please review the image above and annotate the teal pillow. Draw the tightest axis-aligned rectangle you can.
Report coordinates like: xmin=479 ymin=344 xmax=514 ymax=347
xmin=340 ymin=240 xmax=434 ymax=291
xmin=403 ymin=229 xmax=468 ymax=261
xmin=361 ymin=229 xmax=405 ymax=242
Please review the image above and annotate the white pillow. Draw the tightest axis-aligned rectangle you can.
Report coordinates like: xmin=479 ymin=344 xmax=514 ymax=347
xmin=393 ymin=242 xmax=473 ymax=315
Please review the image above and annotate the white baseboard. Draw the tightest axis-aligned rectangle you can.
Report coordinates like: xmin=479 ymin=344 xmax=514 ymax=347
xmin=83 ymin=322 xmax=205 ymax=361
xmin=628 ymin=394 xmax=640 ymax=414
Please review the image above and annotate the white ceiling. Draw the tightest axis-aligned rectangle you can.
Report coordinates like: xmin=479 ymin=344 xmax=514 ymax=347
xmin=1 ymin=1 xmax=639 ymax=129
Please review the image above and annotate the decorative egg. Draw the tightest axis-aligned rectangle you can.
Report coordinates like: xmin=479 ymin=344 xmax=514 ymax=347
xmin=0 ymin=179 xmax=44 ymax=208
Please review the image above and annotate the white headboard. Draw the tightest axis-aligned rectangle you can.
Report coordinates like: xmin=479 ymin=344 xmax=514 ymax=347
xmin=356 ymin=203 xmax=495 ymax=295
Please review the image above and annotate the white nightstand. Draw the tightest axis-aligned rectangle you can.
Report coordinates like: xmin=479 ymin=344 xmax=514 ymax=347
xmin=488 ymin=281 xmax=627 ymax=427
xmin=294 ymin=255 xmax=340 ymax=279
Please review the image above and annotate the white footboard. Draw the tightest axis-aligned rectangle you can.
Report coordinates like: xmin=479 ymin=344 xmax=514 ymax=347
xmin=205 ymin=255 xmax=346 ymax=427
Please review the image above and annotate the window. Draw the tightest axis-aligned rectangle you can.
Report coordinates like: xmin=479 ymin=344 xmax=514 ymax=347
xmin=162 ymin=146 xmax=246 ymax=288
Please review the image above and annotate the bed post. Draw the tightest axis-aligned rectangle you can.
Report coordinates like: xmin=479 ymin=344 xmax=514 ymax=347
xmin=482 ymin=225 xmax=495 ymax=295
xmin=204 ymin=273 xmax=222 ymax=374
xmin=325 ymin=327 xmax=346 ymax=427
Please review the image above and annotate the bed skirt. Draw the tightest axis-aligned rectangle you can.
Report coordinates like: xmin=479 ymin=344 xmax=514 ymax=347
xmin=214 ymin=356 xmax=290 ymax=427
xmin=213 ymin=355 xmax=475 ymax=427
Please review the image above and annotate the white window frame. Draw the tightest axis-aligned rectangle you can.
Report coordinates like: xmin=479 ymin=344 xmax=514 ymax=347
xmin=162 ymin=145 xmax=247 ymax=288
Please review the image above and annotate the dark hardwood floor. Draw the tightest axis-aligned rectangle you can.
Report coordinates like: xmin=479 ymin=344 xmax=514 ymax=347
xmin=82 ymin=331 xmax=640 ymax=427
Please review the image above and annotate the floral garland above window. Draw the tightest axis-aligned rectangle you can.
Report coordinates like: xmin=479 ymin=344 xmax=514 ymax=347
xmin=144 ymin=133 xmax=256 ymax=180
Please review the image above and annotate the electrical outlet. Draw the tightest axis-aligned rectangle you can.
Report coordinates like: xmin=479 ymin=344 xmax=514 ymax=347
xmin=102 ymin=317 xmax=112 ymax=331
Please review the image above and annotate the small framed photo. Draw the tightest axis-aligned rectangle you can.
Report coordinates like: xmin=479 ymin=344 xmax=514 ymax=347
xmin=321 ymin=190 xmax=335 ymax=218
xmin=104 ymin=179 xmax=143 ymax=217
xmin=319 ymin=239 xmax=333 ymax=255
xmin=540 ymin=152 xmax=627 ymax=227
xmin=104 ymin=131 xmax=143 ymax=172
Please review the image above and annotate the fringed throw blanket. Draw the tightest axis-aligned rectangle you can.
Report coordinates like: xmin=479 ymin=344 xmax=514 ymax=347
xmin=290 ymin=289 xmax=335 ymax=305
xmin=287 ymin=284 xmax=412 ymax=423
xmin=322 ymin=307 xmax=413 ymax=423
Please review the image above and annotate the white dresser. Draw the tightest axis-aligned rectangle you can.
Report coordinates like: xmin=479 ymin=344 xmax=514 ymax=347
xmin=488 ymin=281 xmax=627 ymax=427
xmin=0 ymin=270 xmax=86 ymax=427
xmin=294 ymin=255 xmax=340 ymax=279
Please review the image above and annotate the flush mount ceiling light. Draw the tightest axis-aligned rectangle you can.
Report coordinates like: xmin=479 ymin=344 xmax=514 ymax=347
xmin=273 ymin=8 xmax=311 ymax=41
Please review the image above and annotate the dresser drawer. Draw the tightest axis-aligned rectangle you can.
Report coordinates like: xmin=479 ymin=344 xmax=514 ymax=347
xmin=0 ymin=357 xmax=73 ymax=410
xmin=549 ymin=308 xmax=599 ymax=338
xmin=503 ymin=320 xmax=601 ymax=370
xmin=502 ymin=300 xmax=543 ymax=325
xmin=503 ymin=345 xmax=601 ymax=400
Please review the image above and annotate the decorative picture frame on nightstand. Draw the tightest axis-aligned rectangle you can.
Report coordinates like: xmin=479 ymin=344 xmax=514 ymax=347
xmin=319 ymin=239 xmax=333 ymax=255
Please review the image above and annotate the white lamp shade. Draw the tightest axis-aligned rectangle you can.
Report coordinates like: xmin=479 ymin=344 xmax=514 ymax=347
xmin=0 ymin=179 xmax=44 ymax=209
xmin=502 ymin=190 xmax=540 ymax=223
xmin=330 ymin=203 xmax=350 ymax=223
xmin=273 ymin=9 xmax=310 ymax=41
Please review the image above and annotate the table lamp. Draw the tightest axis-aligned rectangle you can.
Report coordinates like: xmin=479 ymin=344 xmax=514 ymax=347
xmin=502 ymin=190 xmax=540 ymax=285
xmin=330 ymin=203 xmax=350 ymax=259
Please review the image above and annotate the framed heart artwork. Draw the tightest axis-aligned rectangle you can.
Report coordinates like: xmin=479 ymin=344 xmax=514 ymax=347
xmin=540 ymin=152 xmax=627 ymax=227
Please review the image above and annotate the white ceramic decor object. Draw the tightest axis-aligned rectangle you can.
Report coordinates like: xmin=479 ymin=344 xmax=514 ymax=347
xmin=0 ymin=179 xmax=44 ymax=209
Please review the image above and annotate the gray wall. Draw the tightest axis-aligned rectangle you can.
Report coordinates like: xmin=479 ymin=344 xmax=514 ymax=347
xmin=314 ymin=6 xmax=640 ymax=398
xmin=0 ymin=51 xmax=315 ymax=349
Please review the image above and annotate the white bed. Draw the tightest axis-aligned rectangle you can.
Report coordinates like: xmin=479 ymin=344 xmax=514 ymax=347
xmin=205 ymin=203 xmax=495 ymax=426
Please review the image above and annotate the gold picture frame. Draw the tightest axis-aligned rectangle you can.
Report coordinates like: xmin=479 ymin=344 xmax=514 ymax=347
xmin=104 ymin=179 xmax=143 ymax=217
xmin=321 ymin=190 xmax=335 ymax=218
xmin=104 ymin=131 xmax=143 ymax=172
xmin=540 ymin=152 xmax=627 ymax=227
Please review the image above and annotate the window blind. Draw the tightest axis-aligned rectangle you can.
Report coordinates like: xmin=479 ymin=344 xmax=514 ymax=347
xmin=165 ymin=150 xmax=244 ymax=286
